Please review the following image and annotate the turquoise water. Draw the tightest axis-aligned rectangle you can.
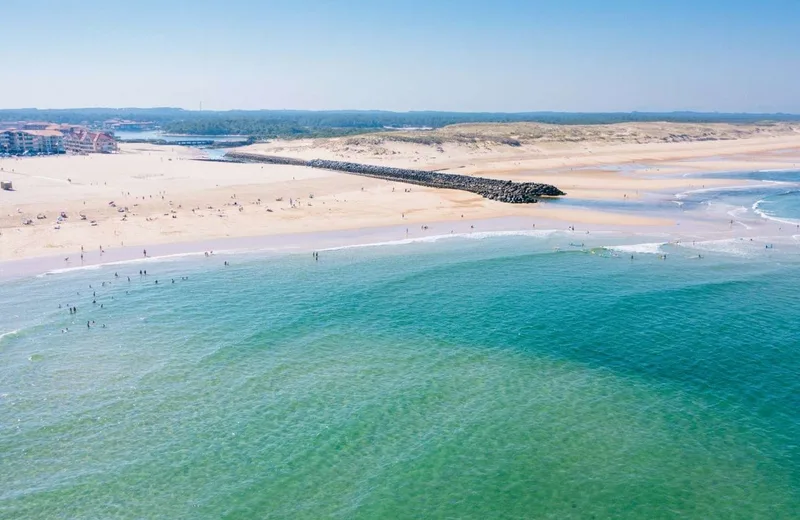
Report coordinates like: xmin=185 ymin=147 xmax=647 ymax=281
xmin=2 ymin=236 xmax=799 ymax=518
xmin=684 ymin=170 xmax=800 ymax=225
xmin=755 ymin=189 xmax=800 ymax=225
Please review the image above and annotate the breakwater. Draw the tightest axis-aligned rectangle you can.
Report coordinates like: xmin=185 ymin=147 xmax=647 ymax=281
xmin=225 ymin=152 xmax=564 ymax=203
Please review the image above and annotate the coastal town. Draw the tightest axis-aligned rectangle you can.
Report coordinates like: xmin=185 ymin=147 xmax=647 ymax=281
xmin=0 ymin=120 xmax=120 ymax=156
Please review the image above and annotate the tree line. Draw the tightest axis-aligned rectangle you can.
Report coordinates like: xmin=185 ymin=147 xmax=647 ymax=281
xmin=1 ymin=108 xmax=798 ymax=139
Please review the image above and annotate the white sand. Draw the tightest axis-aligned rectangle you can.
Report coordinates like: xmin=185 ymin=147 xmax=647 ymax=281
xmin=2 ymin=125 xmax=800 ymax=262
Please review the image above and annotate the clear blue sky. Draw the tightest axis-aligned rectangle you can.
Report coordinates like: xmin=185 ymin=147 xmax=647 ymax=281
xmin=2 ymin=0 xmax=798 ymax=112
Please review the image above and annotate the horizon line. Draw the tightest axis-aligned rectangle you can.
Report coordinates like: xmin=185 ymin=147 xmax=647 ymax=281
xmin=2 ymin=107 xmax=800 ymax=117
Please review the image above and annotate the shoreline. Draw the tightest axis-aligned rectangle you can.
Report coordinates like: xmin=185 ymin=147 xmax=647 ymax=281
xmin=3 ymin=131 xmax=800 ymax=271
xmin=3 ymin=199 xmax=796 ymax=281
xmin=0 ymin=216 xmax=605 ymax=280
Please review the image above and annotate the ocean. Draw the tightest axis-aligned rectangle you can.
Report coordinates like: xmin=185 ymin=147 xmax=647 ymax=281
xmin=681 ymin=169 xmax=800 ymax=226
xmin=2 ymin=227 xmax=799 ymax=519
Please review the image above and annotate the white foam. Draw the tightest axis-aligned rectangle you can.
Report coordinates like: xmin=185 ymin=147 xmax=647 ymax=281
xmin=36 ymin=251 xmax=211 ymax=277
xmin=675 ymin=184 xmax=755 ymax=200
xmin=0 ymin=329 xmax=20 ymax=342
xmin=752 ymin=199 xmax=800 ymax=226
xmin=37 ymin=264 xmax=103 ymax=277
xmin=605 ymin=242 xmax=665 ymax=255
xmin=674 ymin=181 xmax=798 ymax=201
xmin=319 ymin=229 xmax=559 ymax=252
xmin=726 ymin=206 xmax=753 ymax=229
xmin=672 ymin=237 xmax=796 ymax=258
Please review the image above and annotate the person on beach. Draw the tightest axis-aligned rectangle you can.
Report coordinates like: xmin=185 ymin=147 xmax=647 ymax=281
xmin=143 ymin=249 xmax=147 ymax=257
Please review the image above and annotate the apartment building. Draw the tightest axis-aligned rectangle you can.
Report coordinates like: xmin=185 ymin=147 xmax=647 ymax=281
xmin=63 ymin=130 xmax=118 ymax=154
xmin=0 ymin=129 xmax=65 ymax=154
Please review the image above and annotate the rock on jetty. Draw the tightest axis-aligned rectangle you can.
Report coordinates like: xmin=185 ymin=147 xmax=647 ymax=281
xmin=225 ymin=152 xmax=564 ymax=203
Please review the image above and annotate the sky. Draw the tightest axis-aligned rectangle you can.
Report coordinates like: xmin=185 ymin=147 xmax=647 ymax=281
xmin=1 ymin=0 xmax=798 ymax=112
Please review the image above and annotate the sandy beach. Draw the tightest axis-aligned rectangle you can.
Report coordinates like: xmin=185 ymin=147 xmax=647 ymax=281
xmin=2 ymin=122 xmax=800 ymax=270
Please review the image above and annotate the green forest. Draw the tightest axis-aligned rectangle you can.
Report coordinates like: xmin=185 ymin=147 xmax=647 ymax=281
xmin=2 ymin=108 xmax=798 ymax=139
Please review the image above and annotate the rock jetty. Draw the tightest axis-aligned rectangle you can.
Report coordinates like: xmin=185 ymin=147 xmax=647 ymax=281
xmin=226 ymin=152 xmax=564 ymax=203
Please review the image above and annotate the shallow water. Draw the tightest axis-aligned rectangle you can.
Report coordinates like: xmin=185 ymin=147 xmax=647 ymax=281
xmin=1 ymin=235 xmax=799 ymax=518
xmin=754 ymin=189 xmax=800 ymax=225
